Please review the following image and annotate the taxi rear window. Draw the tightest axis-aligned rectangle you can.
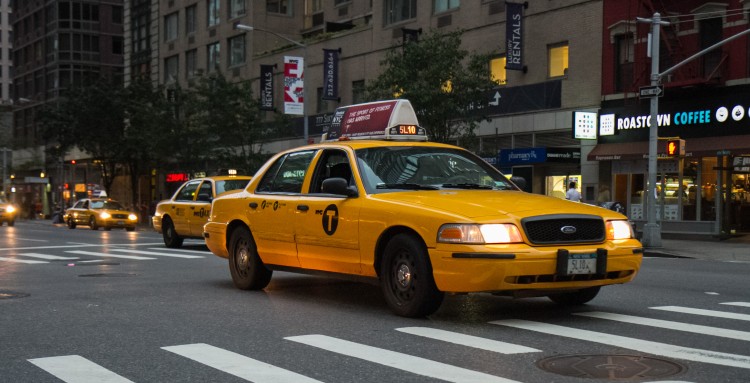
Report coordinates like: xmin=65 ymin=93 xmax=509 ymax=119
xmin=216 ymin=179 xmax=250 ymax=195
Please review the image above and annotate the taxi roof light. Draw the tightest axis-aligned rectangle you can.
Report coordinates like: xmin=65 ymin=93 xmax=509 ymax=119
xmin=322 ymin=100 xmax=429 ymax=142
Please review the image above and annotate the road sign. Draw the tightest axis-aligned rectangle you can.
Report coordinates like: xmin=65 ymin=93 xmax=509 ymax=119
xmin=639 ymin=85 xmax=664 ymax=98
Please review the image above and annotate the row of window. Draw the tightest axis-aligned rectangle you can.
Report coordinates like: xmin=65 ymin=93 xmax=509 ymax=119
xmin=163 ymin=35 xmax=246 ymax=83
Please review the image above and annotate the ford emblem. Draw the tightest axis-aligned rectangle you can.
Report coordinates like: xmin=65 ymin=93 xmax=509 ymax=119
xmin=561 ymin=226 xmax=577 ymax=234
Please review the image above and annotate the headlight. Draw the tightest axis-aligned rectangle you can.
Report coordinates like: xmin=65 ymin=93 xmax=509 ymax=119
xmin=438 ymin=223 xmax=523 ymax=244
xmin=606 ymin=220 xmax=634 ymax=240
xmin=6 ymin=206 xmax=15 ymax=213
xmin=100 ymin=212 xmax=111 ymax=219
xmin=128 ymin=214 xmax=138 ymax=221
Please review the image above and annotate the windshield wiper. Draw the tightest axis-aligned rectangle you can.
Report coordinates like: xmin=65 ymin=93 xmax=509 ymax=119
xmin=441 ymin=183 xmax=494 ymax=190
xmin=376 ymin=183 xmax=440 ymax=190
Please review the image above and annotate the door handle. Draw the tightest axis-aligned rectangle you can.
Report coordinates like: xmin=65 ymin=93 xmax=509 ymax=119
xmin=297 ymin=205 xmax=309 ymax=212
xmin=249 ymin=202 xmax=258 ymax=209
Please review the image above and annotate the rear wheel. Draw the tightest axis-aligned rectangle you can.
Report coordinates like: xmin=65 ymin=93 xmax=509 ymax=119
xmin=548 ymin=286 xmax=601 ymax=305
xmin=380 ymin=233 xmax=444 ymax=317
xmin=89 ymin=216 xmax=98 ymax=230
xmin=162 ymin=217 xmax=183 ymax=248
xmin=228 ymin=226 xmax=272 ymax=290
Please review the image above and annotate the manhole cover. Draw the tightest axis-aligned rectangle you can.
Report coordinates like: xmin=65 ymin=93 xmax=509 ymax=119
xmin=0 ymin=291 xmax=30 ymax=299
xmin=538 ymin=354 xmax=686 ymax=380
xmin=78 ymin=273 xmax=137 ymax=278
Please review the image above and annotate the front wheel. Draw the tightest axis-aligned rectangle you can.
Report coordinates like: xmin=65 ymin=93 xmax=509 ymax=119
xmin=548 ymin=286 xmax=601 ymax=305
xmin=162 ymin=217 xmax=183 ymax=248
xmin=89 ymin=216 xmax=98 ymax=230
xmin=67 ymin=218 xmax=76 ymax=229
xmin=228 ymin=226 xmax=272 ymax=290
xmin=380 ymin=233 xmax=444 ymax=317
xmin=7 ymin=220 xmax=14 ymax=227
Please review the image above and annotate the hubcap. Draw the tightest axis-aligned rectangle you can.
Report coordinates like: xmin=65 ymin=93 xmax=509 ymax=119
xmin=396 ymin=263 xmax=412 ymax=291
xmin=237 ymin=247 xmax=249 ymax=272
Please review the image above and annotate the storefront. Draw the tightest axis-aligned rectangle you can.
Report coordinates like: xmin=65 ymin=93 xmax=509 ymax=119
xmin=591 ymin=86 xmax=750 ymax=235
xmin=497 ymin=147 xmax=582 ymax=198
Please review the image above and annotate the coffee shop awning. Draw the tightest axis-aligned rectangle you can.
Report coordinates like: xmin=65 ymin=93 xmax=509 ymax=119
xmin=588 ymin=135 xmax=750 ymax=161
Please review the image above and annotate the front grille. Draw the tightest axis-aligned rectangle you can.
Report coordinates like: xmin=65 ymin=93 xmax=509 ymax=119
xmin=112 ymin=214 xmax=128 ymax=219
xmin=522 ymin=214 xmax=605 ymax=245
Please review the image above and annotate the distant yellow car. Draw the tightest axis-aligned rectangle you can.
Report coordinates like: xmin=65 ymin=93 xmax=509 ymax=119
xmin=204 ymin=100 xmax=643 ymax=317
xmin=64 ymin=198 xmax=138 ymax=231
xmin=0 ymin=196 xmax=18 ymax=226
xmin=153 ymin=175 xmax=252 ymax=248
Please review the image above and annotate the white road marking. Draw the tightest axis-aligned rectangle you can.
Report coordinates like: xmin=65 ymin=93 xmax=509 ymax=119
xmin=0 ymin=257 xmax=47 ymax=264
xmin=109 ymin=249 xmax=204 ymax=259
xmin=65 ymin=250 xmax=155 ymax=260
xmin=28 ymin=355 xmax=134 ymax=383
xmin=396 ymin=327 xmax=540 ymax=354
xmin=651 ymin=306 xmax=750 ymax=322
xmin=286 ymin=334 xmax=522 ymax=383
xmin=19 ymin=253 xmax=80 ymax=260
xmin=0 ymin=242 xmax=163 ymax=252
xmin=147 ymin=247 xmax=210 ymax=254
xmin=162 ymin=343 xmax=323 ymax=383
xmin=490 ymin=319 xmax=750 ymax=369
xmin=575 ymin=311 xmax=750 ymax=341
xmin=722 ymin=302 xmax=750 ymax=308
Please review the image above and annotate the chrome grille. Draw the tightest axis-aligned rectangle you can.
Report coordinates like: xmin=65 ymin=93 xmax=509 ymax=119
xmin=112 ymin=214 xmax=128 ymax=219
xmin=522 ymin=214 xmax=605 ymax=245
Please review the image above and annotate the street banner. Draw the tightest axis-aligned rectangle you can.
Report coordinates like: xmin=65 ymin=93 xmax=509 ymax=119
xmin=506 ymin=2 xmax=524 ymax=71
xmin=283 ymin=56 xmax=304 ymax=115
xmin=322 ymin=49 xmax=339 ymax=101
xmin=260 ymin=64 xmax=274 ymax=111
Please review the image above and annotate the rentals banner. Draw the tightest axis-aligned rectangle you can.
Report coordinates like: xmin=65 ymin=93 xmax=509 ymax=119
xmin=322 ymin=49 xmax=339 ymax=101
xmin=283 ymin=56 xmax=304 ymax=115
xmin=260 ymin=65 xmax=274 ymax=111
xmin=506 ymin=2 xmax=524 ymax=71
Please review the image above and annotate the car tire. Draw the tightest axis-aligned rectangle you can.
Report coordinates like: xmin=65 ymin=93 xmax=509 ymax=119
xmin=380 ymin=233 xmax=444 ymax=318
xmin=162 ymin=217 xmax=183 ymax=248
xmin=126 ymin=227 xmax=135 ymax=232
xmin=548 ymin=286 xmax=601 ymax=305
xmin=67 ymin=218 xmax=76 ymax=229
xmin=89 ymin=217 xmax=98 ymax=230
xmin=104 ymin=227 xmax=112 ymax=231
xmin=7 ymin=220 xmax=14 ymax=227
xmin=228 ymin=226 xmax=272 ymax=290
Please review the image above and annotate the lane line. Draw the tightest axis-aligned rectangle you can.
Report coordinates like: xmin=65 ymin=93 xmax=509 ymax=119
xmin=575 ymin=311 xmax=750 ymax=341
xmin=286 ymin=334 xmax=521 ymax=383
xmin=65 ymin=250 xmax=155 ymax=260
xmin=147 ymin=248 xmax=210 ymax=254
xmin=396 ymin=327 xmax=540 ymax=354
xmin=490 ymin=319 xmax=750 ymax=369
xmin=162 ymin=343 xmax=323 ymax=383
xmin=651 ymin=306 xmax=750 ymax=322
xmin=109 ymin=249 xmax=204 ymax=259
xmin=0 ymin=257 xmax=47 ymax=264
xmin=28 ymin=355 xmax=134 ymax=383
xmin=0 ymin=242 xmax=164 ymax=252
xmin=722 ymin=302 xmax=750 ymax=308
xmin=19 ymin=253 xmax=80 ymax=260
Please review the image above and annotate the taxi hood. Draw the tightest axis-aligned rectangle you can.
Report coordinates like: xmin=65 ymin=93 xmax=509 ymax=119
xmin=371 ymin=190 xmax=613 ymax=220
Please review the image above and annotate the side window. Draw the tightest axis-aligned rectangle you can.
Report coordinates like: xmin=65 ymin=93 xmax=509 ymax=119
xmin=74 ymin=200 xmax=85 ymax=209
xmin=310 ymin=149 xmax=352 ymax=192
xmin=176 ymin=181 xmax=201 ymax=201
xmin=256 ymin=150 xmax=316 ymax=193
xmin=197 ymin=181 xmax=213 ymax=201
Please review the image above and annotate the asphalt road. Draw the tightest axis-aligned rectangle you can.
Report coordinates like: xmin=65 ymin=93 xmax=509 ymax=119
xmin=1 ymin=221 xmax=749 ymax=382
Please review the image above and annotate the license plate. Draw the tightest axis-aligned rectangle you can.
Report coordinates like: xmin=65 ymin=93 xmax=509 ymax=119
xmin=567 ymin=253 xmax=597 ymax=275
xmin=117 ymin=221 xmax=124 ymax=225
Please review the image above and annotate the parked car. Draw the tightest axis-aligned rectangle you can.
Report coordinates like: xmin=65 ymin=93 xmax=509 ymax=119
xmin=153 ymin=175 xmax=252 ymax=248
xmin=64 ymin=198 xmax=138 ymax=231
xmin=0 ymin=196 xmax=18 ymax=226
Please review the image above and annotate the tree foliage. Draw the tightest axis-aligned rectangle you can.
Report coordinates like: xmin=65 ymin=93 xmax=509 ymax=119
xmin=366 ymin=30 xmax=496 ymax=144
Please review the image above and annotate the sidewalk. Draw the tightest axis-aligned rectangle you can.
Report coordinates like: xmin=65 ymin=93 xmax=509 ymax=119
xmin=642 ymin=233 xmax=750 ymax=262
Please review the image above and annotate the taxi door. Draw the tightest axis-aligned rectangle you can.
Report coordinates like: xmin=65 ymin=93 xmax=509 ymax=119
xmin=188 ymin=180 xmax=213 ymax=236
xmin=170 ymin=180 xmax=202 ymax=236
xmin=294 ymin=149 xmax=361 ymax=274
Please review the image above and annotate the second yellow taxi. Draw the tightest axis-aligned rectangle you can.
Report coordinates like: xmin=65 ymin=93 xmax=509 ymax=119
xmin=65 ymin=198 xmax=139 ymax=231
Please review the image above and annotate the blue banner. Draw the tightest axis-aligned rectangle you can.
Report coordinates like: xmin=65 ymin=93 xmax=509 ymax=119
xmin=499 ymin=148 xmax=546 ymax=166
xmin=259 ymin=64 xmax=274 ymax=111
xmin=322 ymin=49 xmax=339 ymax=101
xmin=506 ymin=2 xmax=524 ymax=71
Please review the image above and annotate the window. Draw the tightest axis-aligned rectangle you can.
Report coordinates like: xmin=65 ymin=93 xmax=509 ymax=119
xmin=490 ymin=56 xmax=506 ymax=85
xmin=208 ymin=0 xmax=220 ymax=27
xmin=548 ymin=43 xmax=568 ymax=78
xmin=316 ymin=87 xmax=327 ymax=113
xmin=186 ymin=49 xmax=197 ymax=78
xmin=176 ymin=181 xmax=201 ymax=201
xmin=164 ymin=12 xmax=178 ymax=42
xmin=112 ymin=6 xmax=123 ymax=23
xmin=614 ymin=34 xmax=633 ymax=92
xmin=434 ymin=0 xmax=459 ymax=13
xmin=267 ymin=0 xmax=292 ymax=15
xmin=112 ymin=36 xmax=124 ymax=55
xmin=256 ymin=150 xmax=316 ymax=193
xmin=229 ymin=35 xmax=245 ymax=67
xmin=164 ymin=55 xmax=178 ymax=83
xmin=352 ymin=80 xmax=366 ymax=104
xmin=229 ymin=0 xmax=246 ymax=18
xmin=186 ymin=5 xmax=196 ymax=35
xmin=385 ymin=0 xmax=417 ymax=24
xmin=207 ymin=43 xmax=220 ymax=72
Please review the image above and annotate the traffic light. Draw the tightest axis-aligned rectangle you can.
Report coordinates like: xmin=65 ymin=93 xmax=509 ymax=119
xmin=666 ymin=139 xmax=685 ymax=157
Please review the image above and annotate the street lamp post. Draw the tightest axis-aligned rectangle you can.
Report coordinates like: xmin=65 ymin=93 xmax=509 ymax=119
xmin=1 ymin=147 xmax=10 ymax=197
xmin=234 ymin=23 xmax=309 ymax=143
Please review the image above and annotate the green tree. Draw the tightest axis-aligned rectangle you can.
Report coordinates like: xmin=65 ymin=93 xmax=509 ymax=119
xmin=367 ymin=30 xmax=496 ymax=144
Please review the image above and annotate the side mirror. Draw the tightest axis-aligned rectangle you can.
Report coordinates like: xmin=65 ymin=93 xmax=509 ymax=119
xmin=322 ymin=178 xmax=358 ymax=197
xmin=197 ymin=192 xmax=212 ymax=202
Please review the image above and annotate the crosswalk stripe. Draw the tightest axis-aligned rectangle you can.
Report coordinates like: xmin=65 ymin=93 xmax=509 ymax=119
xmin=575 ymin=311 xmax=750 ymax=341
xmin=28 ymin=355 xmax=134 ymax=383
xmin=722 ymin=302 xmax=750 ymax=308
xmin=651 ymin=306 xmax=750 ymax=322
xmin=490 ymin=319 xmax=750 ymax=369
xmin=147 ymin=248 xmax=210 ymax=254
xmin=0 ymin=257 xmax=47 ymax=264
xmin=396 ymin=327 xmax=541 ymax=354
xmin=65 ymin=250 xmax=156 ymax=260
xmin=109 ymin=249 xmax=204 ymax=259
xmin=286 ymin=334 xmax=522 ymax=383
xmin=162 ymin=343 xmax=322 ymax=383
xmin=19 ymin=253 xmax=80 ymax=260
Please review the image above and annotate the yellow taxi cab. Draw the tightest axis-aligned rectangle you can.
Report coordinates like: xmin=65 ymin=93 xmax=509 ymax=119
xmin=153 ymin=175 xmax=252 ymax=248
xmin=0 ymin=196 xmax=18 ymax=226
xmin=64 ymin=198 xmax=138 ymax=231
xmin=204 ymin=100 xmax=642 ymax=317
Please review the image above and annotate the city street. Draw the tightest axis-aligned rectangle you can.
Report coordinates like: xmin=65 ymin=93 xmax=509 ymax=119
xmin=1 ymin=220 xmax=749 ymax=382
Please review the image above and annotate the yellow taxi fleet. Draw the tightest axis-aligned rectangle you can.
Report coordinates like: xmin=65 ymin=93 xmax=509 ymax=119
xmin=204 ymin=100 xmax=642 ymax=317
xmin=152 ymin=175 xmax=252 ymax=247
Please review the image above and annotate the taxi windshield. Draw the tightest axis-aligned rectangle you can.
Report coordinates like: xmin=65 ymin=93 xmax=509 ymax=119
xmin=355 ymin=146 xmax=516 ymax=194
xmin=91 ymin=200 xmax=125 ymax=210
